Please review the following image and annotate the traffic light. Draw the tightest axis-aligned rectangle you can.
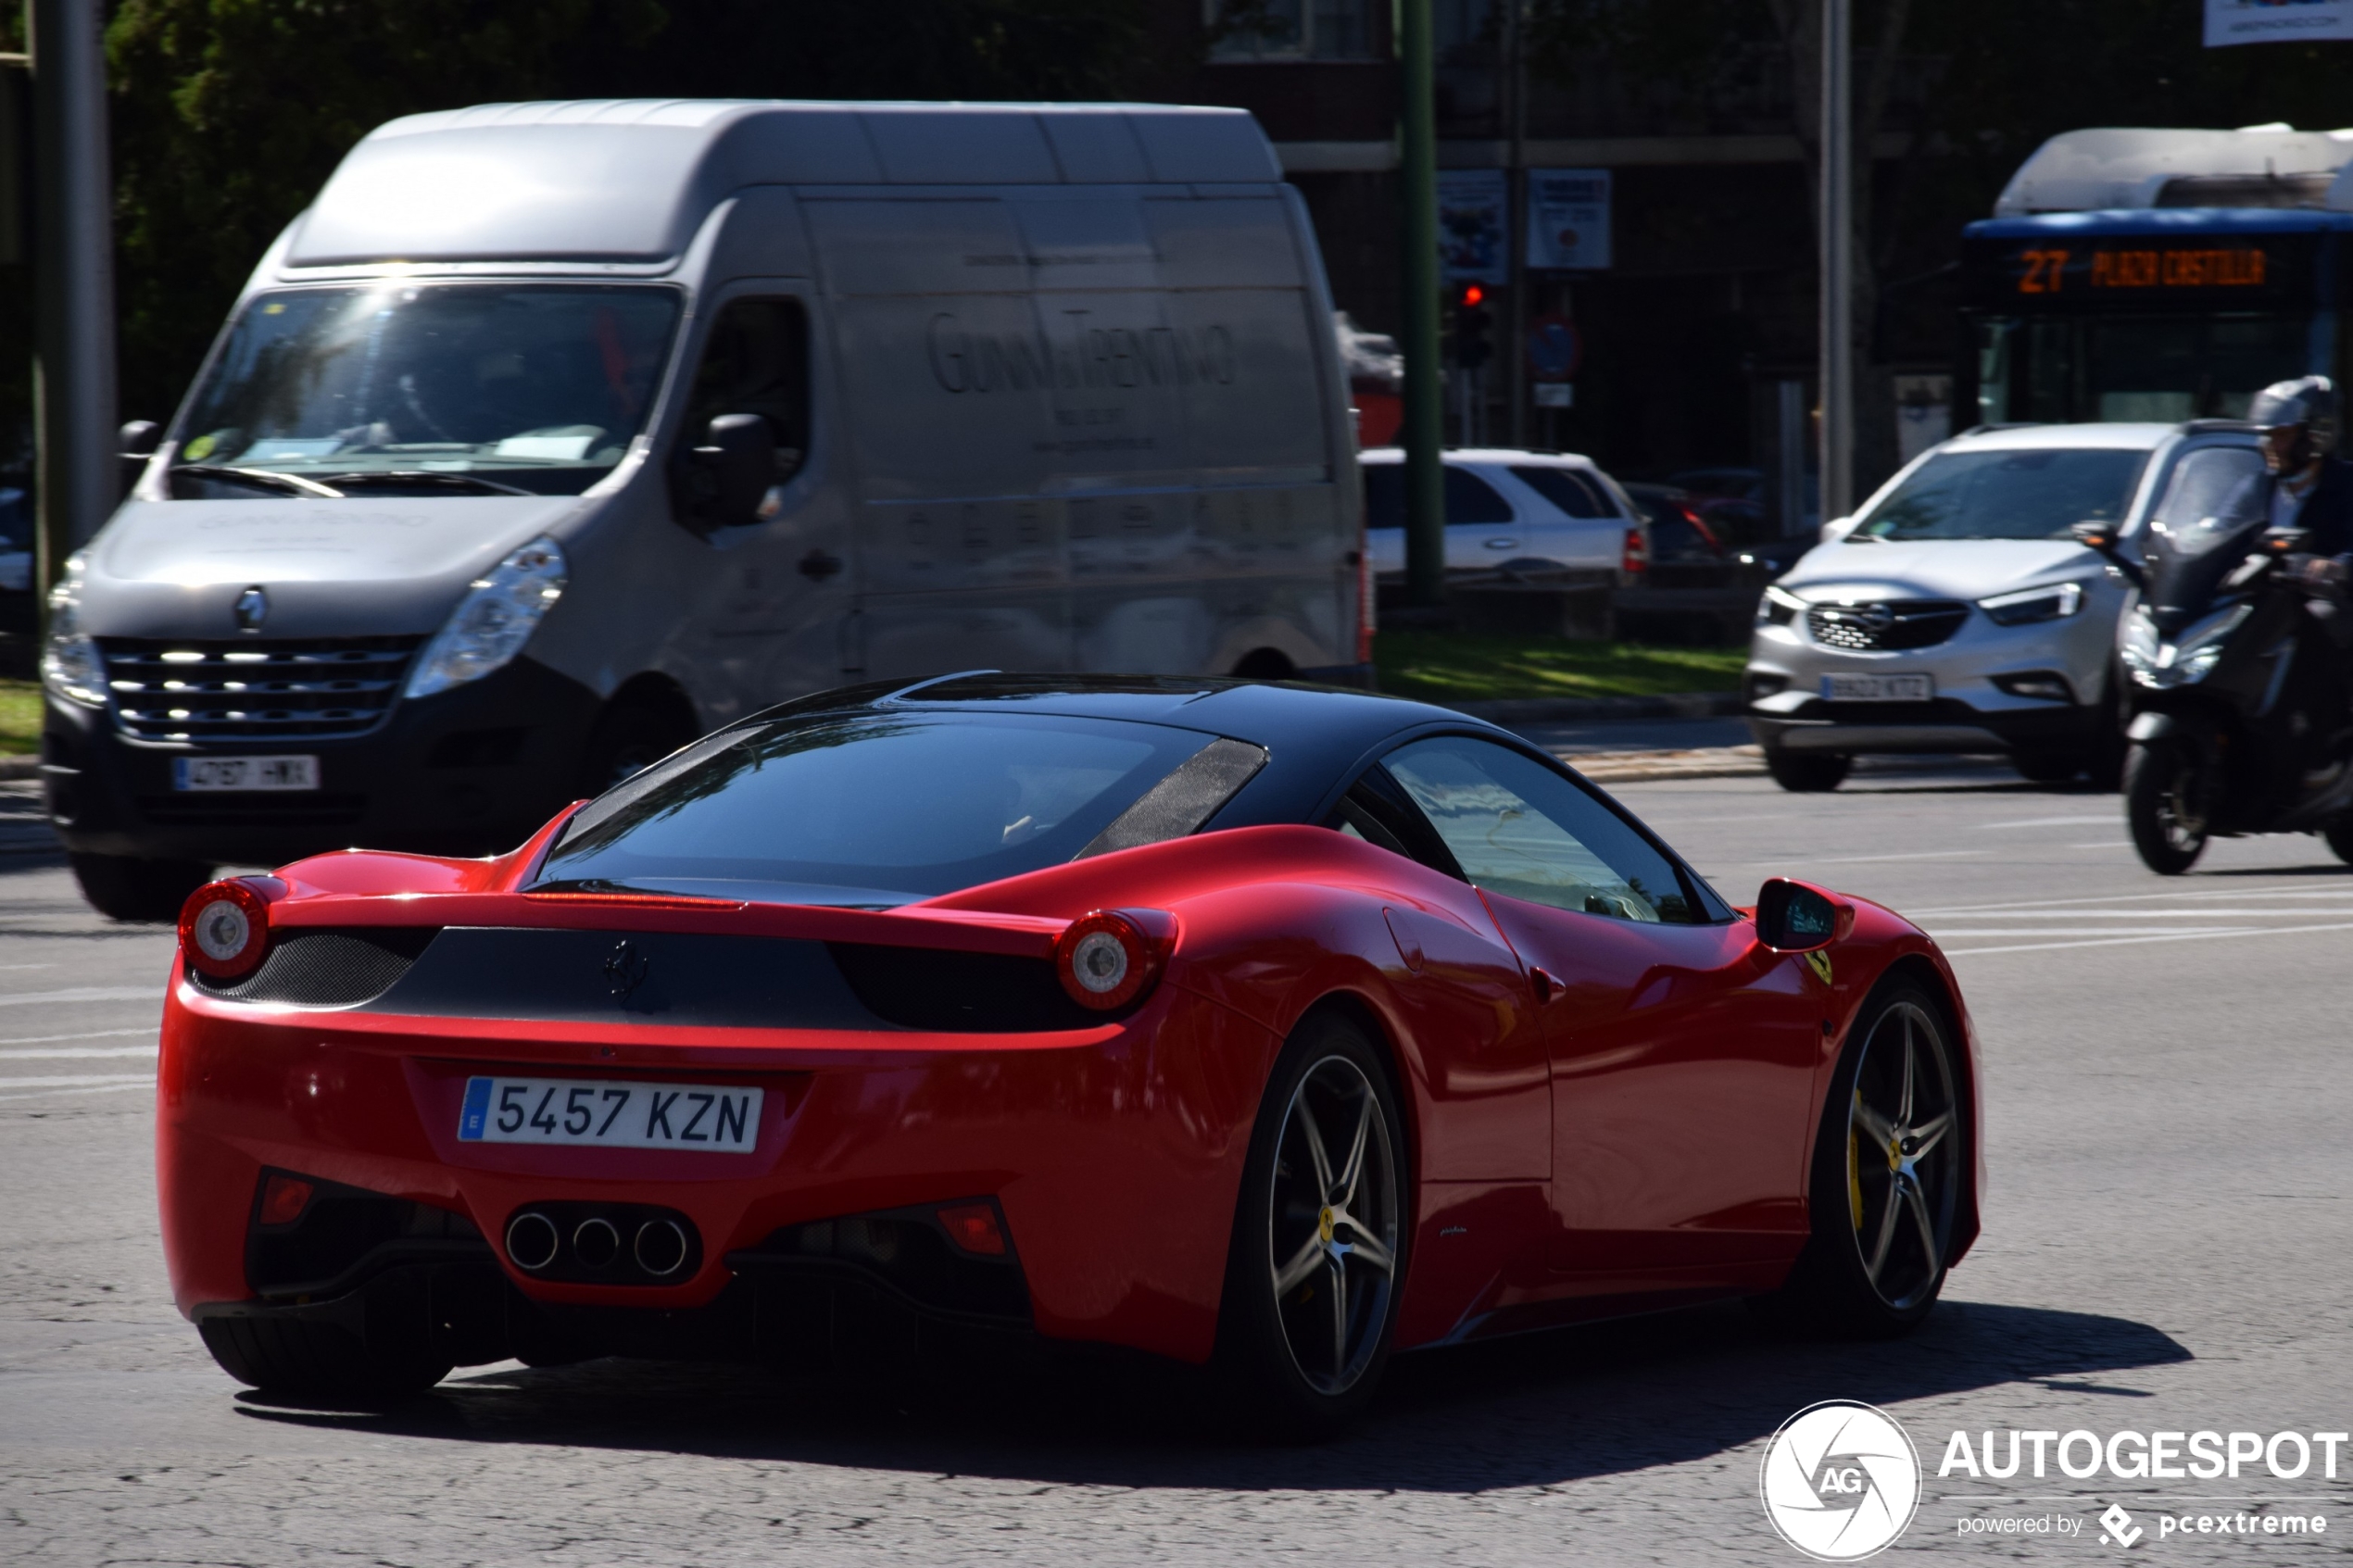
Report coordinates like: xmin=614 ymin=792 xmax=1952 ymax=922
xmin=1451 ymin=283 xmax=1492 ymax=371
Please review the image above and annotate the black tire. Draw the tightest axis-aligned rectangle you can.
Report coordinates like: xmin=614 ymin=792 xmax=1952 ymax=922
xmin=197 ymin=1314 xmax=451 ymax=1401
xmin=2324 ymin=814 xmax=2353 ymax=867
xmin=2011 ymin=748 xmax=2083 ymax=785
xmin=1760 ymin=981 xmax=1966 ymax=1338
xmin=1216 ymin=1009 xmax=1407 ymax=1439
xmin=2124 ymin=740 xmax=2208 ymax=875
xmin=69 ymin=853 xmax=213 ymax=922
xmin=575 ymin=698 xmax=698 ymax=797
xmin=1765 ymin=748 xmax=1850 ymax=793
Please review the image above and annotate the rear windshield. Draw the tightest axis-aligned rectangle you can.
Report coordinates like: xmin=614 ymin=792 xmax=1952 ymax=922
xmin=1855 ymin=447 xmax=2147 ymax=541
xmin=535 ymin=712 xmax=1232 ymax=907
xmin=1509 ymin=465 xmax=1611 ymax=518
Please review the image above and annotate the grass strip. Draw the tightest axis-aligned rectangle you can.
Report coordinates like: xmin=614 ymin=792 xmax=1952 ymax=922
xmin=1374 ymin=631 xmax=1744 ymax=705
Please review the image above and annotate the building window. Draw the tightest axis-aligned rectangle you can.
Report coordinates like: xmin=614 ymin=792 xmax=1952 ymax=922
xmin=1207 ymin=0 xmax=1378 ymax=60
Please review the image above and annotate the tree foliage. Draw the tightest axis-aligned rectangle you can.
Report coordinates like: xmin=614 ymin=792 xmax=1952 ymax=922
xmin=97 ymin=0 xmax=1149 ymax=423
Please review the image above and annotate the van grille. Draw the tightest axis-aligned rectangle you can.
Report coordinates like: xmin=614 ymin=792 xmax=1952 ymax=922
xmin=1806 ymin=600 xmax=1969 ymax=652
xmin=98 ymin=637 xmax=422 ymax=742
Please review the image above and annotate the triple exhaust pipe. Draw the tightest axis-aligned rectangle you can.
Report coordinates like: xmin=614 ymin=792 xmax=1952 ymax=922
xmin=505 ymin=1209 xmax=691 ymax=1278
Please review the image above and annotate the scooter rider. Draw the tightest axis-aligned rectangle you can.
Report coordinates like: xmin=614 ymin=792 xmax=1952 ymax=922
xmin=2247 ymin=376 xmax=2353 ymax=565
xmin=2245 ymin=377 xmax=2353 ymax=753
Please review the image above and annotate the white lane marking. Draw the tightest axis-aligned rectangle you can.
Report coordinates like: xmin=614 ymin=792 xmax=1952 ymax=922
xmin=1974 ymin=815 xmax=2121 ymax=830
xmin=0 ymin=1073 xmax=155 ymax=1087
xmin=1945 ymin=919 xmax=2353 ymax=957
xmin=1908 ymin=883 xmax=2337 ymax=916
xmin=0 ymin=987 xmax=157 ymax=1008
xmin=0 ymin=1081 xmax=151 ymax=1107
xmin=1928 ymin=908 xmax=2353 ymax=920
xmin=0 ymin=1027 xmax=153 ymax=1047
xmin=0 ymin=1047 xmax=157 ymax=1060
xmin=1752 ymin=849 xmax=1986 ymax=867
xmin=0 ymin=964 xmax=55 ymax=972
xmin=1926 ymin=927 xmax=2256 ymax=939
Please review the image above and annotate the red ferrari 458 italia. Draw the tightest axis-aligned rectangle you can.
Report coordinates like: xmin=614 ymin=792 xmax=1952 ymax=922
xmin=159 ymin=674 xmax=1980 ymax=1430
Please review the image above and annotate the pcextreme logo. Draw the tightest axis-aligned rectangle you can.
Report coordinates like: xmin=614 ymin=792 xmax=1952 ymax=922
xmin=1760 ymin=1400 xmax=1924 ymax=1561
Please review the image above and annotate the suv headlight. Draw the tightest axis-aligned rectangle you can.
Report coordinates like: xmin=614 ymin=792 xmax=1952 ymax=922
xmin=1758 ymin=583 xmax=1806 ymax=625
xmin=40 ymin=557 xmax=107 ymax=709
xmin=405 ymin=536 xmax=568 ymax=700
xmin=1979 ymin=581 xmax=2085 ymax=626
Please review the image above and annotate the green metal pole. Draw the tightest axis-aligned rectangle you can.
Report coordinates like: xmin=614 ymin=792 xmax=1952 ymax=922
xmin=1398 ymin=0 xmax=1444 ymax=609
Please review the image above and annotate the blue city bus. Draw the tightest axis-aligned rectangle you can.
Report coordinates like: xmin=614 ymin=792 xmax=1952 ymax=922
xmin=1959 ymin=207 xmax=2347 ymax=426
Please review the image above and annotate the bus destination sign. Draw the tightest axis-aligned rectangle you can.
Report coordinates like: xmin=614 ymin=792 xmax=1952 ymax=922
xmin=1968 ymin=235 xmax=2307 ymax=310
xmin=2014 ymin=245 xmax=2268 ymax=295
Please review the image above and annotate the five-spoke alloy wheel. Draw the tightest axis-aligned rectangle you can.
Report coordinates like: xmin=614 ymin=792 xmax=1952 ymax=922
xmin=1766 ymin=980 xmax=1967 ymax=1336
xmin=1844 ymin=997 xmax=1960 ymax=1314
xmin=1221 ymin=1011 xmax=1405 ymax=1436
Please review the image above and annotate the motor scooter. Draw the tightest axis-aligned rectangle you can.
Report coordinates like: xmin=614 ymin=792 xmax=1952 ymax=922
xmin=2073 ymin=518 xmax=2353 ymax=874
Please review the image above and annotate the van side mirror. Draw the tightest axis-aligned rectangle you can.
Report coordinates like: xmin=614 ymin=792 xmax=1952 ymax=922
xmin=119 ymin=420 xmax=161 ymax=493
xmin=1755 ymin=877 xmax=1854 ymax=953
xmin=686 ymin=413 xmax=775 ymax=531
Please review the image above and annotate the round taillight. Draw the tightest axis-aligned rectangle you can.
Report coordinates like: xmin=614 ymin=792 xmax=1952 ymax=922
xmin=1054 ymin=910 xmax=1161 ymax=1011
xmin=177 ymin=879 xmax=271 ymax=980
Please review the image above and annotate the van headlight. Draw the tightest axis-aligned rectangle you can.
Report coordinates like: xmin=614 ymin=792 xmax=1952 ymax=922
xmin=39 ymin=557 xmax=107 ymax=709
xmin=1979 ymin=580 xmax=2085 ymax=625
xmin=404 ymin=536 xmax=568 ymax=700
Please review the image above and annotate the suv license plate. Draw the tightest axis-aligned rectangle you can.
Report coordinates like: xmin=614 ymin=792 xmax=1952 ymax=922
xmin=172 ymin=755 xmax=320 ymax=792
xmin=459 ymin=1076 xmax=763 ymax=1153
xmin=1821 ymin=673 xmax=1933 ymax=703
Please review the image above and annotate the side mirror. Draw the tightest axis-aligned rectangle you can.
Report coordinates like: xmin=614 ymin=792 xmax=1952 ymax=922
xmin=686 ymin=413 xmax=775 ymax=531
xmin=119 ymin=420 xmax=161 ymax=493
xmin=2070 ymin=519 xmax=2145 ymax=589
xmin=1755 ymin=877 xmax=1854 ymax=953
xmin=1818 ymin=514 xmax=1856 ymax=545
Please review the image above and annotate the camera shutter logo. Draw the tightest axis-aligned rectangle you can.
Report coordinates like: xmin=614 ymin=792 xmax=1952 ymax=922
xmin=1759 ymin=1400 xmax=1921 ymax=1560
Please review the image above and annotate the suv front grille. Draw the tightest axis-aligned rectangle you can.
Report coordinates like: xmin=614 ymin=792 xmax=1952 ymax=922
xmin=98 ymin=636 xmax=422 ymax=742
xmin=1806 ymin=599 xmax=1969 ymax=651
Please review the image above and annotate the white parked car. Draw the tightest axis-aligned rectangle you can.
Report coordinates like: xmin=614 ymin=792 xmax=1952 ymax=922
xmin=1745 ymin=420 xmax=2264 ymax=790
xmin=1361 ymin=447 xmax=1643 ymax=582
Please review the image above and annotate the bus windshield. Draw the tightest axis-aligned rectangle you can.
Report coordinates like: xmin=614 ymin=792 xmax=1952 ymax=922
xmin=171 ymin=284 xmax=680 ymax=498
xmin=1975 ymin=313 xmax=2309 ymax=424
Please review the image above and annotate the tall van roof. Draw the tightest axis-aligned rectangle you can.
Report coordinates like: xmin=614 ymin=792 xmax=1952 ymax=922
xmin=1993 ymin=126 xmax=2353 ymax=217
xmin=287 ymin=99 xmax=1282 ymax=269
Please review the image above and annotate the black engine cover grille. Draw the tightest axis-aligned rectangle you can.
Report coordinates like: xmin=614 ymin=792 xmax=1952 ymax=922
xmin=192 ymin=927 xmax=439 ymax=1007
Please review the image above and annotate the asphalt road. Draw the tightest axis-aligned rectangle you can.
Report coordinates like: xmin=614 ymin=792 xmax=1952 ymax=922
xmin=5 ymin=762 xmax=2352 ymax=1565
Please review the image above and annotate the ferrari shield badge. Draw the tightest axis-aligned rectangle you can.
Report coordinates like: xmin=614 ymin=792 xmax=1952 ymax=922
xmin=1804 ymin=950 xmax=1834 ymax=986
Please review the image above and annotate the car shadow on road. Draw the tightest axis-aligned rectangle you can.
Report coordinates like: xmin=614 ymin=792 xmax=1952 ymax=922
xmin=229 ymin=1295 xmax=2188 ymax=1493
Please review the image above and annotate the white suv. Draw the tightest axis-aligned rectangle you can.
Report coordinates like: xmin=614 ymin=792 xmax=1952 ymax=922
xmin=1360 ymin=447 xmax=1642 ymax=581
xmin=1745 ymin=420 xmax=2264 ymax=790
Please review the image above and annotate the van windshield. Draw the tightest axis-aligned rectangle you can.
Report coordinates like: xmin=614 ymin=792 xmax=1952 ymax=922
xmin=171 ymin=284 xmax=680 ymax=498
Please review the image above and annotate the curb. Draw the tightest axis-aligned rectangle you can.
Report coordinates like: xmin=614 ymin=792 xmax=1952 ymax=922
xmin=1444 ymin=692 xmax=1744 ymax=724
xmin=1558 ymin=745 xmax=1768 ymax=785
xmin=0 ymin=755 xmax=38 ymax=782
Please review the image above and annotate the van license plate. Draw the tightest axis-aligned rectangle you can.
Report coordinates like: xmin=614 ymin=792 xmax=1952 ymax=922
xmin=1820 ymin=674 xmax=1933 ymax=703
xmin=459 ymin=1076 xmax=763 ymax=1153
xmin=172 ymin=755 xmax=320 ymax=792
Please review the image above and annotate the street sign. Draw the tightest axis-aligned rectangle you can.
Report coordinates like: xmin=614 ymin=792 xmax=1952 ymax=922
xmin=1526 ymin=315 xmax=1580 ymax=382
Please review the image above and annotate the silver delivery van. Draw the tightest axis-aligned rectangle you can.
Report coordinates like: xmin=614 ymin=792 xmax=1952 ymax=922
xmin=40 ymin=99 xmax=1365 ymax=917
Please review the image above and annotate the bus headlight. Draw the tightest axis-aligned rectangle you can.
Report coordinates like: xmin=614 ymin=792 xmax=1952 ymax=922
xmin=405 ymin=536 xmax=568 ymax=700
